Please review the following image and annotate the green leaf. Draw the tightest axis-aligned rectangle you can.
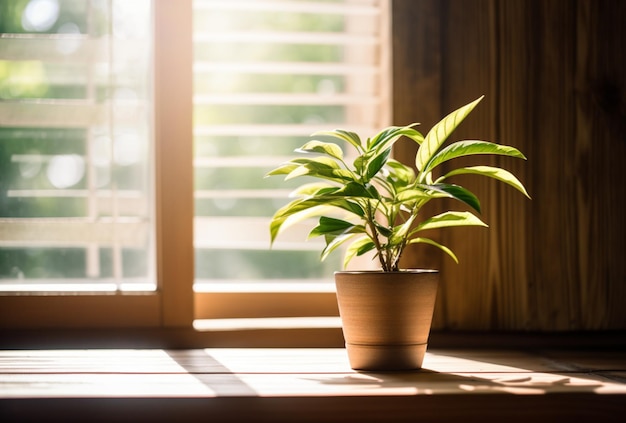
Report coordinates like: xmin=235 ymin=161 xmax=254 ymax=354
xmin=290 ymin=156 xmax=340 ymax=171
xmin=353 ymin=155 xmax=366 ymax=175
xmin=366 ymin=147 xmax=392 ymax=180
xmin=368 ymin=124 xmax=422 ymax=151
xmin=291 ymin=183 xmax=338 ymax=197
xmin=265 ymin=162 xmax=300 ymax=177
xmin=412 ymin=211 xmax=488 ymax=233
xmin=364 ymin=185 xmax=380 ymax=200
xmin=394 ymin=189 xmax=432 ymax=203
xmin=270 ymin=187 xmax=368 ymax=241
xmin=440 ymin=165 xmax=531 ymax=199
xmin=416 ymin=96 xmax=484 ymax=172
xmin=309 ymin=216 xmax=359 ymax=238
xmin=297 ymin=140 xmax=344 ymax=160
xmin=332 ymin=181 xmax=373 ymax=198
xmin=343 ymin=236 xmax=376 ymax=268
xmin=422 ymin=140 xmax=527 ymax=176
xmin=327 ymin=199 xmax=366 ymax=217
xmin=285 ymin=157 xmax=354 ymax=183
xmin=374 ymin=221 xmax=393 ymax=238
xmin=385 ymin=159 xmax=416 ymax=185
xmin=421 ymin=183 xmax=482 ymax=213
xmin=269 ymin=198 xmax=334 ymax=243
xmin=407 ymin=237 xmax=459 ymax=263
xmin=321 ymin=232 xmax=366 ymax=262
xmin=405 ymin=127 xmax=425 ymax=145
xmin=389 ymin=214 xmax=417 ymax=245
xmin=312 ymin=129 xmax=362 ymax=151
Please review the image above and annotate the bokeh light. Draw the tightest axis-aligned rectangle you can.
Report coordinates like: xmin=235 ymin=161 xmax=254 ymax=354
xmin=21 ymin=0 xmax=60 ymax=32
xmin=46 ymin=154 xmax=85 ymax=189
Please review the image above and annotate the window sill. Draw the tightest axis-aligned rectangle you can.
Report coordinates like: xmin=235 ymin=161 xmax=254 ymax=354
xmin=193 ymin=316 xmax=342 ymax=331
xmin=1 ymin=347 xmax=625 ymax=422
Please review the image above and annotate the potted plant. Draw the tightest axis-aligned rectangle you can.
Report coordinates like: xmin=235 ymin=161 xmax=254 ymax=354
xmin=267 ymin=96 xmax=530 ymax=370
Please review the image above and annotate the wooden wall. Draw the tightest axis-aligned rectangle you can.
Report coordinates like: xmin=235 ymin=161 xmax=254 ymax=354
xmin=392 ymin=0 xmax=626 ymax=331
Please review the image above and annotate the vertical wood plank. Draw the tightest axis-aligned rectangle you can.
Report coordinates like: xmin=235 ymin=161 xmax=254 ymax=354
xmin=574 ymin=0 xmax=626 ymax=329
xmin=391 ymin=0 xmax=446 ymax=326
xmin=437 ymin=0 xmax=504 ymax=330
xmin=529 ymin=0 xmax=579 ymax=330
xmin=154 ymin=0 xmax=195 ymax=327
xmin=493 ymin=0 xmax=581 ymax=330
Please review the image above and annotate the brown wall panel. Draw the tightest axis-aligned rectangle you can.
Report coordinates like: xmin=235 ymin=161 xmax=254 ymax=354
xmin=392 ymin=0 xmax=626 ymax=330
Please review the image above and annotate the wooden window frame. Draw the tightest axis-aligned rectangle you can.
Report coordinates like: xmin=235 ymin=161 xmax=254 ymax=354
xmin=0 ymin=0 xmax=194 ymax=332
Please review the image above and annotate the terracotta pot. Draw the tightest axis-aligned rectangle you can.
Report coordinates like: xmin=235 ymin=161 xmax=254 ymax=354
xmin=334 ymin=270 xmax=439 ymax=371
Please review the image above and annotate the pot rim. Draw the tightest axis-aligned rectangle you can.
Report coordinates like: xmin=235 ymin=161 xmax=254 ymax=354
xmin=335 ymin=269 xmax=438 ymax=275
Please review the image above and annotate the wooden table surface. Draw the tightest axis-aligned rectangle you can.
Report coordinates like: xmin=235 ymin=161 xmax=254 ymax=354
xmin=1 ymin=348 xmax=625 ymax=422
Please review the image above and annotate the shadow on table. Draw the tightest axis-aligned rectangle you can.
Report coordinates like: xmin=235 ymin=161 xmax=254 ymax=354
xmin=165 ymin=349 xmax=258 ymax=396
xmin=305 ymin=368 xmax=606 ymax=395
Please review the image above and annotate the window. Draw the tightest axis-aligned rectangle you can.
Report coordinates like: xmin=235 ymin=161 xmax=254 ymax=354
xmin=0 ymin=0 xmax=155 ymax=293
xmin=0 ymin=0 xmax=390 ymax=337
xmin=192 ymin=0 xmax=391 ymax=323
xmin=0 ymin=0 xmax=193 ymax=330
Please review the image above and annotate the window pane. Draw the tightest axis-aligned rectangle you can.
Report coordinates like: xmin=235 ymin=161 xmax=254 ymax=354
xmin=192 ymin=0 xmax=389 ymax=289
xmin=0 ymin=0 xmax=155 ymax=292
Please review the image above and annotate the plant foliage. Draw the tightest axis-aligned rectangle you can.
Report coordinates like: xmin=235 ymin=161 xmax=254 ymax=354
xmin=267 ymin=96 xmax=530 ymax=271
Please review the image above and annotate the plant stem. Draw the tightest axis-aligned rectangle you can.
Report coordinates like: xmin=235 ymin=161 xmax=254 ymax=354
xmin=365 ymin=204 xmax=389 ymax=271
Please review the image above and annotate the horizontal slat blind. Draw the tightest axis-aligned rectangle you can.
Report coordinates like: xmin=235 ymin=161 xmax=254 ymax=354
xmin=0 ymin=1 xmax=155 ymax=292
xmin=193 ymin=0 xmax=390 ymax=289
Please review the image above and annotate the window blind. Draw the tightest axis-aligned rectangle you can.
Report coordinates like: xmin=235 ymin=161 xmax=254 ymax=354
xmin=0 ymin=0 xmax=154 ymax=292
xmin=192 ymin=0 xmax=390 ymax=289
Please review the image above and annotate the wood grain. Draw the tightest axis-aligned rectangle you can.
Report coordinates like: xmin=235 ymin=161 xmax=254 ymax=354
xmin=0 ymin=348 xmax=625 ymax=422
xmin=153 ymin=0 xmax=195 ymax=327
xmin=392 ymin=0 xmax=626 ymax=330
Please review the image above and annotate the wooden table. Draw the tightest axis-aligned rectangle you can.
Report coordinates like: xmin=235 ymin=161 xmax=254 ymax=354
xmin=1 ymin=348 xmax=625 ymax=422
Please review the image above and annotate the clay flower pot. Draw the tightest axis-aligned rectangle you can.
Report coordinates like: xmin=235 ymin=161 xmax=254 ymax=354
xmin=334 ymin=270 xmax=439 ymax=371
